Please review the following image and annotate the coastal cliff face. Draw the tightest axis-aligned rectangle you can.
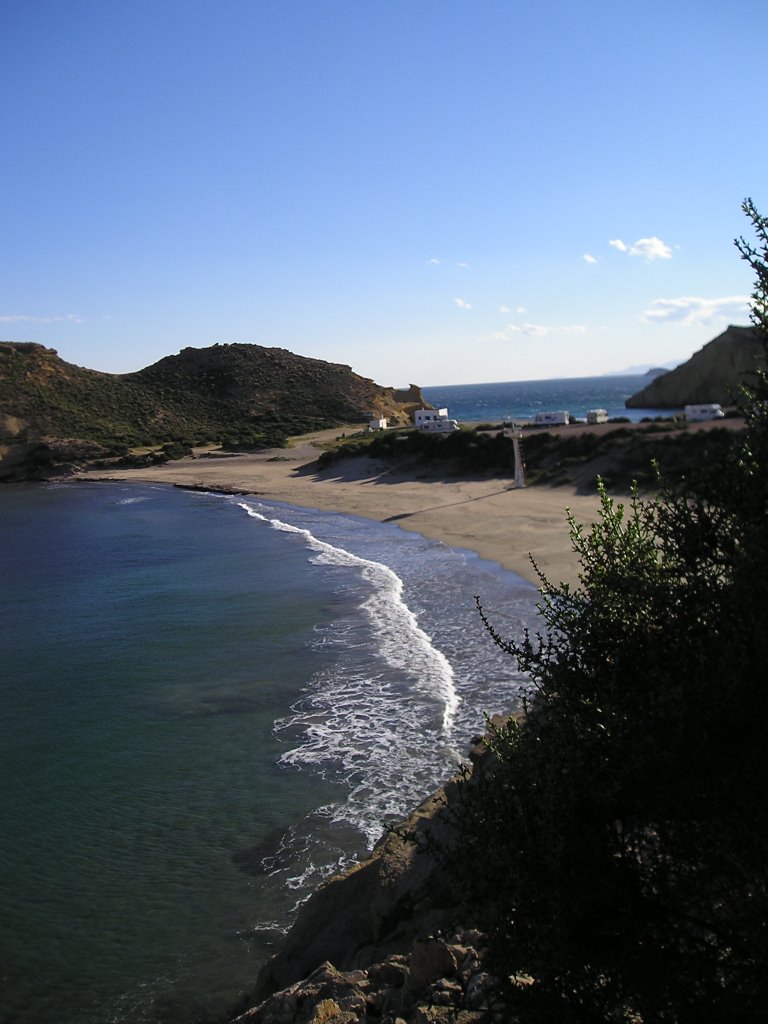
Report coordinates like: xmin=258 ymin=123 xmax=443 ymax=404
xmin=625 ymin=325 xmax=764 ymax=408
xmin=251 ymin=788 xmax=457 ymax=1005
xmin=231 ymin=736 xmax=504 ymax=1023
xmin=0 ymin=341 xmax=423 ymax=480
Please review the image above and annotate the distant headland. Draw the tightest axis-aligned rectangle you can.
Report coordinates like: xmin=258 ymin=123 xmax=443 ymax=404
xmin=625 ymin=325 xmax=764 ymax=407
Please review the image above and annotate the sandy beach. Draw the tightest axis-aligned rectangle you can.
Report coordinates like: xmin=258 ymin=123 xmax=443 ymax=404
xmin=79 ymin=428 xmax=607 ymax=588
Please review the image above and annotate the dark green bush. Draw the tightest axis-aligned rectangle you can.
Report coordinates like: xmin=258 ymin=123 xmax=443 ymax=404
xmin=160 ymin=441 xmax=193 ymax=460
xmin=433 ymin=200 xmax=768 ymax=1021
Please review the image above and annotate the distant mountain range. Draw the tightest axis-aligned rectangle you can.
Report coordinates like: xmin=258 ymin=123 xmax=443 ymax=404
xmin=625 ymin=325 xmax=765 ymax=408
xmin=0 ymin=341 xmax=425 ymax=480
xmin=606 ymin=360 xmax=685 ymax=376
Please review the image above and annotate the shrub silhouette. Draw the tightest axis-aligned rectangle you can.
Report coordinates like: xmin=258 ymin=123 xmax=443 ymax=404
xmin=434 ymin=200 xmax=768 ymax=1021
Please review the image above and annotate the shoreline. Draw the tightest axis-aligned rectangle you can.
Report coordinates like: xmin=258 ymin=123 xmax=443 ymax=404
xmin=77 ymin=429 xmax=605 ymax=588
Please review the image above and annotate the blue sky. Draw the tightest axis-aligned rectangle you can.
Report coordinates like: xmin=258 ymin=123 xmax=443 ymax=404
xmin=1 ymin=0 xmax=765 ymax=386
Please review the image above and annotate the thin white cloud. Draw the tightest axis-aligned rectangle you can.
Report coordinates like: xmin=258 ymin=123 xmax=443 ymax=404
xmin=494 ymin=323 xmax=549 ymax=338
xmin=456 ymin=261 xmax=470 ymax=269
xmin=633 ymin=237 xmax=673 ymax=260
xmin=454 ymin=297 xmax=472 ymax=310
xmin=642 ymin=295 xmax=750 ymax=326
xmin=499 ymin=304 xmax=511 ymax=313
xmin=610 ymin=236 xmax=673 ymax=260
xmin=493 ymin=322 xmax=587 ymax=339
xmin=583 ymin=253 xmax=598 ymax=264
xmin=0 ymin=313 xmax=83 ymax=324
xmin=516 ymin=305 xmax=527 ymax=313
xmin=427 ymin=257 xmax=442 ymax=265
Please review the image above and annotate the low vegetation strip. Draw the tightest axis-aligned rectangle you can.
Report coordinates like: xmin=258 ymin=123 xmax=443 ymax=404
xmin=318 ymin=420 xmax=744 ymax=492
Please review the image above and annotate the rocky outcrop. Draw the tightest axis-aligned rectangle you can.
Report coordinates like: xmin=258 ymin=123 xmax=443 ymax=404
xmin=391 ymin=385 xmax=434 ymax=425
xmin=233 ymin=935 xmax=508 ymax=1024
xmin=392 ymin=386 xmax=427 ymax=405
xmin=625 ymin=325 xmax=765 ymax=408
xmin=251 ymin=787 xmax=458 ymax=1003
xmin=234 ymin=730 xmax=511 ymax=1023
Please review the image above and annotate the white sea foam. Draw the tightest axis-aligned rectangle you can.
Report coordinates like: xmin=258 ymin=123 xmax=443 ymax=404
xmin=235 ymin=499 xmax=465 ymax=848
xmin=231 ymin=495 xmax=534 ymax=869
xmin=237 ymin=500 xmax=459 ymax=732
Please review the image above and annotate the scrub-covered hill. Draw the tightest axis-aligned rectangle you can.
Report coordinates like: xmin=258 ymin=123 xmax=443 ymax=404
xmin=625 ymin=325 xmax=764 ymax=408
xmin=0 ymin=341 xmax=423 ymax=479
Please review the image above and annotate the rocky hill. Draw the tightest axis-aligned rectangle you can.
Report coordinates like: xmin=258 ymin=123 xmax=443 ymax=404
xmin=0 ymin=342 xmax=423 ymax=480
xmin=625 ymin=324 xmax=765 ymax=408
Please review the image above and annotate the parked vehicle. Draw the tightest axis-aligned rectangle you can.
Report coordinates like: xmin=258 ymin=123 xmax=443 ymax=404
xmin=684 ymin=404 xmax=725 ymax=422
xmin=534 ymin=410 xmax=569 ymax=426
xmin=586 ymin=408 xmax=609 ymax=424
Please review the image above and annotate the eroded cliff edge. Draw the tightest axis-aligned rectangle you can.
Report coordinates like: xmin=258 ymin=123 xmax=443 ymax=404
xmin=231 ymin=734 xmax=504 ymax=1023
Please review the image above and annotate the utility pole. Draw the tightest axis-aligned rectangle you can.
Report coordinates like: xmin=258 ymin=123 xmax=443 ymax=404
xmin=506 ymin=422 xmax=526 ymax=488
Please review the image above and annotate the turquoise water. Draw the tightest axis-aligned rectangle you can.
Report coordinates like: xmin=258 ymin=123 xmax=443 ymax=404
xmin=0 ymin=482 xmax=537 ymax=1024
xmin=423 ymin=374 xmax=673 ymax=422
xmin=0 ymin=484 xmax=350 ymax=1023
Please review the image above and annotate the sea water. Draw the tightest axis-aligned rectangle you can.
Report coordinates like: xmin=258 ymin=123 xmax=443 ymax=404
xmin=0 ymin=482 xmax=539 ymax=1024
xmin=423 ymin=374 xmax=673 ymax=423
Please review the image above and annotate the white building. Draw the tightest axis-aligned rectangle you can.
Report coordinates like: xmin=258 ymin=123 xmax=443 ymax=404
xmin=368 ymin=417 xmax=388 ymax=431
xmin=414 ymin=408 xmax=460 ymax=432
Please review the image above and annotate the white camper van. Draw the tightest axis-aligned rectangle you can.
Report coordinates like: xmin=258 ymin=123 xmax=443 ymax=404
xmin=684 ymin=404 xmax=725 ymax=422
xmin=586 ymin=409 xmax=609 ymax=424
xmin=534 ymin=411 xmax=569 ymax=426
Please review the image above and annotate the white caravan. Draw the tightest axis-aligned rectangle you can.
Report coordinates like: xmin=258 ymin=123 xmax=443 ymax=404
xmin=684 ymin=404 xmax=725 ymax=422
xmin=534 ymin=410 xmax=569 ymax=426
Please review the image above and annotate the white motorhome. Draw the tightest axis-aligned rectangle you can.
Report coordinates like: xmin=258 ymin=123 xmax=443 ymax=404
xmin=586 ymin=408 xmax=609 ymax=424
xmin=534 ymin=410 xmax=569 ymax=426
xmin=684 ymin=404 xmax=725 ymax=422
xmin=414 ymin=408 xmax=460 ymax=432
